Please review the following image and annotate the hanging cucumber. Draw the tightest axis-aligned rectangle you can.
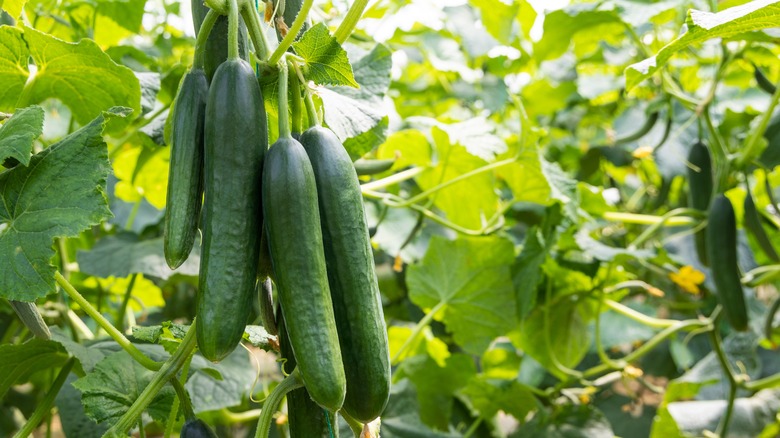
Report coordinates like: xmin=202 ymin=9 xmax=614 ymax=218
xmin=191 ymin=0 xmax=250 ymax=82
xmin=163 ymin=67 xmax=208 ymax=269
xmin=262 ymin=62 xmax=345 ymax=412
xmin=354 ymin=158 xmax=396 ymax=176
xmin=706 ymin=195 xmax=750 ymax=332
xmin=753 ymin=63 xmax=778 ymax=95
xmin=744 ymin=186 xmax=780 ymax=262
xmin=278 ymin=310 xmax=338 ymax=438
xmin=687 ymin=141 xmax=714 ymax=266
xmin=180 ymin=418 xmax=218 ymax=438
xmin=300 ymin=126 xmax=391 ymax=422
xmin=198 ymin=42 xmax=267 ymax=361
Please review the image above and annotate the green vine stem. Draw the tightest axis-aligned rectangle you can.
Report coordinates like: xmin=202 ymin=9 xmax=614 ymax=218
xmin=708 ymin=319 xmax=739 ymax=438
xmin=289 ymin=61 xmax=303 ymax=135
xmin=603 ymin=299 xmax=677 ymax=329
xmin=737 ymin=79 xmax=780 ymax=169
xmin=340 ymin=410 xmax=364 ymax=436
xmin=164 ymin=355 xmax=194 ymax=438
xmin=628 ymin=208 xmax=705 ymax=249
xmin=54 ymin=271 xmax=163 ymax=371
xmin=106 ymin=322 xmax=199 ymax=436
xmin=12 ymin=358 xmax=75 ymax=438
xmin=170 ymin=376 xmax=195 ymax=420
xmin=268 ymin=0 xmax=312 ymax=64
xmin=602 ymin=211 xmax=697 ymax=227
xmin=304 ymin=90 xmax=320 ymax=127
xmin=193 ymin=10 xmax=219 ymax=69
xmin=227 ymin=0 xmax=240 ymax=59
xmin=115 ymin=273 xmax=138 ymax=332
xmin=390 ymin=302 xmax=445 ymax=365
xmin=277 ymin=59 xmax=291 ymax=139
xmin=703 ymin=108 xmax=730 ymax=193
xmin=360 ymin=167 xmax=425 ymax=192
xmin=241 ymin=2 xmax=270 ymax=61
xmin=333 ymin=0 xmax=369 ymax=44
xmin=253 ymin=368 xmax=304 ymax=438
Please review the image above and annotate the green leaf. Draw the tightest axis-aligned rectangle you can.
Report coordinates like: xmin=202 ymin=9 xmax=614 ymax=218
xmin=243 ymin=325 xmax=277 ymax=352
xmin=396 ymin=353 xmax=477 ymax=430
xmin=380 ymin=379 xmax=461 ymax=438
xmin=72 ymin=351 xmax=175 ymax=426
xmin=293 ymin=22 xmax=358 ymax=88
xmin=186 ymin=350 xmax=256 ymax=413
xmin=469 ymin=0 xmax=520 ymax=44
xmin=0 ymin=339 xmax=70 ymax=398
xmin=0 ymin=26 xmax=29 ymax=111
xmin=626 ymin=1 xmax=780 ymax=90
xmin=55 ymin=375 xmax=110 ymax=438
xmin=320 ymin=43 xmax=391 ymax=158
xmin=0 ymin=107 xmax=128 ymax=302
xmin=515 ymin=404 xmax=614 ymax=438
xmin=406 ymin=235 xmax=516 ymax=355
xmin=534 ymin=5 xmax=620 ymax=61
xmin=19 ymin=26 xmax=140 ymax=127
xmin=0 ymin=105 xmax=43 ymax=166
xmin=0 ymin=0 xmax=25 ymax=20
xmin=77 ymin=233 xmax=200 ymax=280
xmin=461 ymin=377 xmax=537 ymax=421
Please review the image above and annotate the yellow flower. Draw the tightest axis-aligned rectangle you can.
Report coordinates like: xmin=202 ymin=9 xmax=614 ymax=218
xmin=632 ymin=145 xmax=654 ymax=159
xmin=669 ymin=265 xmax=705 ymax=294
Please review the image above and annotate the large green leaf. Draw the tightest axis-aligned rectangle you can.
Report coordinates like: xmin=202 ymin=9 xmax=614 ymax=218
xmin=19 ymin=26 xmax=140 ymax=126
xmin=293 ymin=23 xmax=358 ymax=87
xmin=0 ymin=107 xmax=128 ymax=302
xmin=406 ymin=235 xmax=516 ymax=355
xmin=0 ymin=105 xmax=43 ymax=166
xmin=460 ymin=377 xmax=538 ymax=422
xmin=626 ymin=1 xmax=780 ymax=89
xmin=0 ymin=26 xmax=29 ymax=111
xmin=0 ymin=338 xmax=70 ymax=398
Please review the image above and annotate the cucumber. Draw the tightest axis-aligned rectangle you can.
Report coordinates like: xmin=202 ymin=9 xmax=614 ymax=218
xmin=10 ymin=300 xmax=51 ymax=340
xmin=278 ymin=310 xmax=338 ymax=438
xmin=191 ymin=0 xmax=250 ymax=82
xmin=754 ymin=63 xmax=778 ymax=95
xmin=354 ymin=158 xmax=395 ymax=176
xmin=687 ymin=141 xmax=713 ymax=266
xmin=262 ymin=136 xmax=346 ymax=412
xmin=181 ymin=418 xmax=218 ymax=438
xmin=197 ymin=58 xmax=267 ymax=362
xmin=744 ymin=187 xmax=780 ymax=262
xmin=163 ymin=68 xmax=208 ymax=269
xmin=300 ymin=126 xmax=390 ymax=422
xmin=706 ymin=195 xmax=749 ymax=332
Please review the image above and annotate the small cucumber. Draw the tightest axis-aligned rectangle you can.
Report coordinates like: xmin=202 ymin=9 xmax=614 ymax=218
xmin=354 ymin=158 xmax=395 ymax=176
xmin=163 ymin=67 xmax=208 ymax=269
xmin=262 ymin=136 xmax=346 ymax=412
xmin=687 ymin=141 xmax=713 ymax=266
xmin=197 ymin=59 xmax=267 ymax=362
xmin=744 ymin=187 xmax=780 ymax=262
xmin=191 ymin=0 xmax=250 ymax=82
xmin=181 ymin=418 xmax=218 ymax=438
xmin=706 ymin=195 xmax=749 ymax=331
xmin=300 ymin=126 xmax=390 ymax=422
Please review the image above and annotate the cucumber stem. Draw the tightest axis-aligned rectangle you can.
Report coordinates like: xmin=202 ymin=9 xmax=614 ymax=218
xmin=55 ymin=271 xmax=163 ymax=371
xmin=333 ymin=0 xmax=369 ymax=44
xmin=170 ymin=377 xmax=196 ymax=420
xmin=289 ymin=60 xmax=302 ymax=135
xmin=241 ymin=2 xmax=271 ymax=60
xmin=254 ymin=368 xmax=304 ymax=438
xmin=227 ymin=0 xmax=240 ymax=59
xmin=268 ymin=0 xmax=312 ymax=64
xmin=304 ymin=90 xmax=320 ymax=127
xmin=193 ymin=10 xmax=219 ymax=69
xmin=278 ymin=60 xmax=291 ymax=139
xmin=11 ymin=358 xmax=74 ymax=438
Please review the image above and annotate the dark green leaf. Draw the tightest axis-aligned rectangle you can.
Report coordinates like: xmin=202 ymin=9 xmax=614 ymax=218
xmin=0 ymin=105 xmax=43 ymax=166
xmin=293 ymin=22 xmax=358 ymax=87
xmin=0 ymin=338 xmax=69 ymax=398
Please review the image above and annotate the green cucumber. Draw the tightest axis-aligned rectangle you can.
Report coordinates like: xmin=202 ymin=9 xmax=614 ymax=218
xmin=191 ymin=0 xmax=250 ymax=82
xmin=754 ymin=63 xmax=778 ymax=95
xmin=197 ymin=58 xmax=267 ymax=362
xmin=300 ymin=126 xmax=390 ymax=422
xmin=706 ymin=195 xmax=749 ymax=332
xmin=278 ymin=311 xmax=337 ymax=438
xmin=354 ymin=158 xmax=395 ymax=176
xmin=181 ymin=418 xmax=218 ymax=438
xmin=163 ymin=68 xmax=208 ymax=269
xmin=687 ymin=141 xmax=713 ymax=266
xmin=744 ymin=187 xmax=780 ymax=262
xmin=262 ymin=136 xmax=346 ymax=411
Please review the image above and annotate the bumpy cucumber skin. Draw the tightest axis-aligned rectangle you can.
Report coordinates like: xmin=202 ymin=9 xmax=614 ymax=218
xmin=191 ymin=0 xmax=250 ymax=82
xmin=278 ymin=311 xmax=337 ymax=438
xmin=300 ymin=126 xmax=390 ymax=422
xmin=163 ymin=68 xmax=208 ymax=269
xmin=262 ymin=137 xmax=346 ymax=412
xmin=197 ymin=59 xmax=267 ymax=362
xmin=706 ymin=195 xmax=749 ymax=332
xmin=180 ymin=418 xmax=218 ymax=438
xmin=687 ymin=141 xmax=714 ymax=266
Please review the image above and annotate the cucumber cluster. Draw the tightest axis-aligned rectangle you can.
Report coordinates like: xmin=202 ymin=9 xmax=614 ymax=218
xmin=163 ymin=0 xmax=390 ymax=431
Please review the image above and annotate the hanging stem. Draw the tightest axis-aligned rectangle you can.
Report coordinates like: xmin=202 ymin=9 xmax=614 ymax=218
xmin=333 ymin=0 xmax=369 ymax=44
xmin=12 ymin=359 xmax=75 ymax=438
xmin=227 ymin=0 xmax=240 ymax=59
xmin=277 ymin=59 xmax=291 ymax=139
xmin=170 ymin=377 xmax=196 ymax=420
xmin=390 ymin=302 xmax=445 ymax=364
xmin=254 ymin=368 xmax=304 ymax=438
xmin=106 ymin=323 xmax=199 ymax=435
xmin=268 ymin=0 xmax=313 ymax=64
xmin=193 ymin=10 xmax=219 ymax=68
xmin=55 ymin=271 xmax=162 ymax=371
xmin=289 ymin=60 xmax=303 ymax=135
xmin=304 ymin=90 xmax=320 ymax=127
xmin=602 ymin=211 xmax=698 ymax=227
xmin=115 ymin=273 xmax=139 ymax=332
xmin=241 ymin=2 xmax=271 ymax=60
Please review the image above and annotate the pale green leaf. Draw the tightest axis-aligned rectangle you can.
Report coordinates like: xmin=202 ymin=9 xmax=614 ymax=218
xmin=0 ymin=105 xmax=43 ymax=166
xmin=293 ymin=22 xmax=358 ymax=87
xmin=20 ymin=26 xmax=140 ymax=126
xmin=470 ymin=0 xmax=519 ymax=44
xmin=0 ymin=108 xmax=129 ymax=302
xmin=0 ymin=26 xmax=29 ymax=112
xmin=626 ymin=1 xmax=780 ymax=90
xmin=460 ymin=377 xmax=537 ymax=421
xmin=406 ymin=235 xmax=516 ymax=355
xmin=0 ymin=339 xmax=69 ymax=398
xmin=534 ymin=5 xmax=620 ymax=61
xmin=1 ymin=0 xmax=25 ymax=20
